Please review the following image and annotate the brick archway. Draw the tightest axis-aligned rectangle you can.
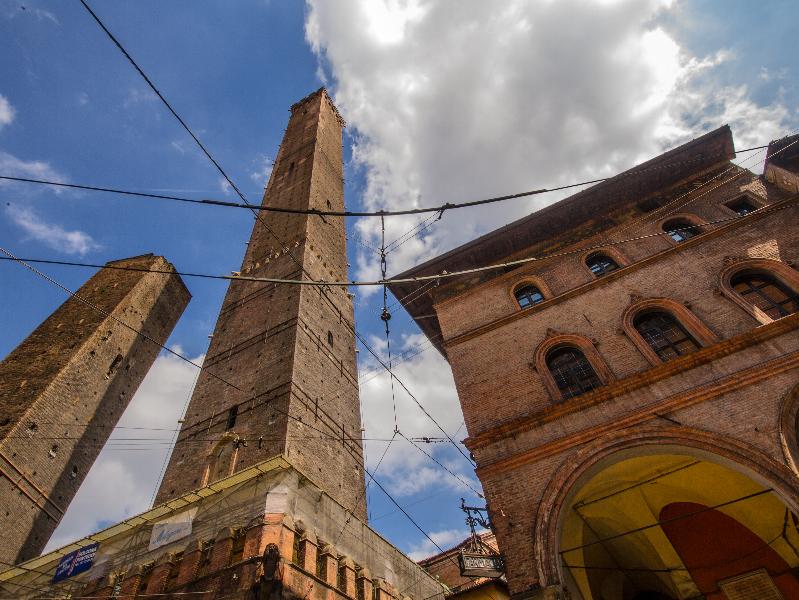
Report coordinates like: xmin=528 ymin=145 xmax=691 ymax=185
xmin=533 ymin=425 xmax=799 ymax=588
xmin=780 ymin=382 xmax=799 ymax=475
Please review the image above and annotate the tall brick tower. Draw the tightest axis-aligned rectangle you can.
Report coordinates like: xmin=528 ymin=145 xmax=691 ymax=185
xmin=156 ymin=89 xmax=366 ymax=520
xmin=0 ymin=254 xmax=190 ymax=565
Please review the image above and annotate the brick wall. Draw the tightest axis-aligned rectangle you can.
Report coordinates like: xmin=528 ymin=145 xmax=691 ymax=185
xmin=0 ymin=254 xmax=189 ymax=564
xmin=156 ymin=89 xmax=367 ymax=520
xmin=431 ymin=161 xmax=799 ymax=596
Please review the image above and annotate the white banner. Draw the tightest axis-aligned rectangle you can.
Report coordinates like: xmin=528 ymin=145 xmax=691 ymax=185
xmin=148 ymin=507 xmax=198 ymax=551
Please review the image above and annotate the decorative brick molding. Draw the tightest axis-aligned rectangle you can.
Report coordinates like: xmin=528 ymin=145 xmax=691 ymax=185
xmin=620 ymin=297 xmax=719 ymax=366
xmin=508 ymin=276 xmax=554 ymax=309
xmin=532 ymin=425 xmax=799 ymax=587
xmin=719 ymin=258 xmax=799 ymax=325
xmin=144 ymin=552 xmax=176 ymax=595
xmin=200 ymin=433 xmax=241 ymax=487
xmin=780 ymin=382 xmax=799 ymax=475
xmin=657 ymin=212 xmax=706 ymax=246
xmin=580 ymin=245 xmax=630 ymax=279
xmin=532 ymin=333 xmax=615 ymax=403
xmin=469 ymin=313 xmax=799 ymax=455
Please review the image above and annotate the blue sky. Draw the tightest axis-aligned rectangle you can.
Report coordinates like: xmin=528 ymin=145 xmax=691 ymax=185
xmin=1 ymin=0 xmax=798 ymax=561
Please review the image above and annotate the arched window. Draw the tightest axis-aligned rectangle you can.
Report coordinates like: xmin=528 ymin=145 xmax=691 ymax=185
xmin=205 ymin=438 xmax=237 ymax=485
xmin=586 ymin=253 xmax=619 ymax=277
xmin=662 ymin=219 xmax=699 ymax=243
xmin=546 ymin=346 xmax=602 ymax=400
xmin=633 ymin=311 xmax=700 ymax=362
xmin=514 ymin=284 xmax=544 ymax=308
xmin=731 ymin=271 xmax=799 ymax=320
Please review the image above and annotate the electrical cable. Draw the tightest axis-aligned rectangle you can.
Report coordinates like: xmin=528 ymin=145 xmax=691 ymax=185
xmin=0 ymin=247 xmax=373 ymax=452
xmin=559 ymin=488 xmax=774 ymax=555
xmin=3 ymin=196 xmax=796 ymax=288
xmin=398 ymin=431 xmax=483 ymax=497
xmin=0 ymin=144 xmax=778 ymax=219
xmin=379 ymin=215 xmax=399 ymax=433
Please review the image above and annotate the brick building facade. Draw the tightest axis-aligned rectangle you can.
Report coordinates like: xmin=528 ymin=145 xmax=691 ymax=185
xmin=0 ymin=254 xmax=190 ymax=566
xmin=392 ymin=128 xmax=799 ymax=599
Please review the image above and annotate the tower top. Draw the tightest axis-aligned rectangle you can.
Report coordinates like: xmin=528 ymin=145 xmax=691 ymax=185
xmin=291 ymin=87 xmax=346 ymax=126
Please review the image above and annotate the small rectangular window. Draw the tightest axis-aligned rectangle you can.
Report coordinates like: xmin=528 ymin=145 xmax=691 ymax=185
xmin=105 ymin=354 xmax=123 ymax=379
xmin=725 ymin=196 xmax=758 ymax=216
xmin=226 ymin=406 xmax=238 ymax=431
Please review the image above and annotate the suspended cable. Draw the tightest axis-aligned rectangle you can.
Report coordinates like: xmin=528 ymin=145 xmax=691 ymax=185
xmin=0 ymin=144 xmax=779 ymax=218
xmin=398 ymin=431 xmax=483 ymax=497
xmin=4 ymin=197 xmax=796 ymax=289
xmin=379 ymin=215 xmax=399 ymax=433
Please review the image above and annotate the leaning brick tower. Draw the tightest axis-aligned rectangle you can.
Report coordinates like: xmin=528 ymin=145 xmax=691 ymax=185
xmin=0 ymin=254 xmax=190 ymax=565
xmin=156 ymin=89 xmax=367 ymax=520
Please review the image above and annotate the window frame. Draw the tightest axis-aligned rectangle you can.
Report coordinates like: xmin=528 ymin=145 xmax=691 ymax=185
xmin=723 ymin=193 xmax=762 ymax=217
xmin=719 ymin=258 xmax=799 ymax=325
xmin=533 ymin=334 xmax=615 ymax=402
xmin=512 ymin=282 xmax=545 ymax=309
xmin=582 ymin=248 xmax=628 ymax=279
xmin=660 ymin=214 xmax=704 ymax=245
xmin=621 ymin=298 xmax=718 ymax=366
xmin=509 ymin=277 xmax=552 ymax=310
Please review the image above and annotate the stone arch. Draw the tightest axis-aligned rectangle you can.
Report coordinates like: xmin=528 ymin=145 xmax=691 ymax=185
xmin=201 ymin=432 xmax=240 ymax=487
xmin=779 ymin=382 xmax=799 ymax=475
xmin=620 ymin=297 xmax=719 ymax=366
xmin=533 ymin=333 xmax=615 ymax=402
xmin=533 ymin=424 xmax=799 ymax=588
xmin=718 ymin=257 xmax=799 ymax=324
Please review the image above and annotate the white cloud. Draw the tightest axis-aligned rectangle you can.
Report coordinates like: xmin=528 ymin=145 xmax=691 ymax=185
xmin=77 ymin=92 xmax=90 ymax=107
xmin=0 ymin=150 xmax=66 ymax=184
xmin=5 ymin=205 xmax=101 ymax=256
xmin=45 ymin=349 xmax=204 ymax=552
xmin=219 ymin=177 xmax=232 ymax=195
xmin=249 ymin=154 xmax=274 ymax=187
xmin=170 ymin=140 xmax=186 ymax=155
xmin=406 ymin=527 xmax=469 ymax=561
xmin=0 ymin=94 xmax=14 ymax=129
xmin=359 ymin=334 xmax=481 ymax=498
xmin=123 ymin=87 xmax=157 ymax=109
xmin=304 ymin=0 xmax=795 ymax=293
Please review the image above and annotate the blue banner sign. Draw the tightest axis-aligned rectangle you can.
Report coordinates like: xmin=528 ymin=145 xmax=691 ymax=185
xmin=53 ymin=542 xmax=99 ymax=583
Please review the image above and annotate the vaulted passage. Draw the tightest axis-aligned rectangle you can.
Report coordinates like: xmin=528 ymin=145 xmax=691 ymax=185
xmin=558 ymin=454 xmax=799 ymax=599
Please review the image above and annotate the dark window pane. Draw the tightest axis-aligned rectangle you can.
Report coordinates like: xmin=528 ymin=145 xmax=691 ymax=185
xmin=731 ymin=272 xmax=799 ymax=319
xmin=726 ymin=197 xmax=757 ymax=216
xmin=586 ymin=253 xmax=619 ymax=277
xmin=634 ymin=312 xmax=700 ymax=361
xmin=514 ymin=284 xmax=544 ymax=308
xmin=546 ymin=347 xmax=603 ymax=400
xmin=663 ymin=220 xmax=699 ymax=243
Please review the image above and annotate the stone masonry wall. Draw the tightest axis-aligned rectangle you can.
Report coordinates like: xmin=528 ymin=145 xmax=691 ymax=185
xmin=0 ymin=255 xmax=190 ymax=565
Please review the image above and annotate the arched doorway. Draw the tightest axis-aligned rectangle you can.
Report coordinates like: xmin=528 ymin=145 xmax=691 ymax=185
xmin=558 ymin=454 xmax=799 ymax=599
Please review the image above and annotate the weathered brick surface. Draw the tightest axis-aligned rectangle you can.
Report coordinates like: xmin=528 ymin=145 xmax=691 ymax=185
xmin=423 ymin=145 xmax=799 ymax=596
xmin=156 ymin=88 xmax=367 ymax=521
xmin=0 ymin=254 xmax=189 ymax=564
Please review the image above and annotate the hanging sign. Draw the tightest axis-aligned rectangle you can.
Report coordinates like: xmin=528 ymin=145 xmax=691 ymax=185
xmin=458 ymin=551 xmax=504 ymax=578
xmin=148 ymin=507 xmax=198 ymax=551
xmin=52 ymin=542 xmax=99 ymax=583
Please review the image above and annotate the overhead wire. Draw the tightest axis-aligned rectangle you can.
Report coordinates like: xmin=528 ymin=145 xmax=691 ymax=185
xmin=0 ymin=143 xmax=776 ymax=219
xmin=3 ymin=196 xmax=797 ymax=288
xmin=76 ymin=0 xmax=470 ymax=469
